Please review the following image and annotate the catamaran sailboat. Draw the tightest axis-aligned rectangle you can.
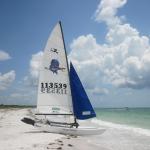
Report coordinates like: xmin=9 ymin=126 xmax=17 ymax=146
xmin=21 ymin=21 xmax=105 ymax=136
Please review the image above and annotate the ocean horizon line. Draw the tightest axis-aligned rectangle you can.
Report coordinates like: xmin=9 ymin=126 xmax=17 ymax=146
xmin=1 ymin=104 xmax=150 ymax=109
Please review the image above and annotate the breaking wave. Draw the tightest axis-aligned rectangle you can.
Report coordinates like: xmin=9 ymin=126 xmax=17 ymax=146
xmin=92 ymin=118 xmax=150 ymax=137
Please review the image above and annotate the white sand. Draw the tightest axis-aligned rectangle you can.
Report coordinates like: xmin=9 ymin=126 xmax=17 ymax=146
xmin=0 ymin=108 xmax=150 ymax=150
xmin=0 ymin=108 xmax=64 ymax=150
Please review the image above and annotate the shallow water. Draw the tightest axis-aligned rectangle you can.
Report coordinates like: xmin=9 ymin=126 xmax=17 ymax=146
xmin=95 ymin=108 xmax=150 ymax=130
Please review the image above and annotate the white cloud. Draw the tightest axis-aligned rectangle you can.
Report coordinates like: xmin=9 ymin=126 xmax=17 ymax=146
xmin=0 ymin=70 xmax=16 ymax=90
xmin=0 ymin=50 xmax=11 ymax=61
xmin=69 ymin=0 xmax=150 ymax=89
xmin=0 ymin=50 xmax=15 ymax=91
xmin=30 ymin=51 xmax=43 ymax=79
xmin=0 ymin=90 xmax=36 ymax=105
xmin=24 ymin=51 xmax=43 ymax=86
xmin=88 ymin=88 xmax=109 ymax=95
xmin=10 ymin=92 xmax=30 ymax=99
xmin=25 ymin=0 xmax=150 ymax=91
xmin=10 ymin=93 xmax=24 ymax=98
xmin=95 ymin=0 xmax=127 ymax=26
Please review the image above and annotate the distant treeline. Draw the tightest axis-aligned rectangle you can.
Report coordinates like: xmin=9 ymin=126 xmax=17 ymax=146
xmin=0 ymin=104 xmax=35 ymax=109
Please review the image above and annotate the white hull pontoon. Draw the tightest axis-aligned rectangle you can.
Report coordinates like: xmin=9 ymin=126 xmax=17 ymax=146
xmin=35 ymin=124 xmax=106 ymax=136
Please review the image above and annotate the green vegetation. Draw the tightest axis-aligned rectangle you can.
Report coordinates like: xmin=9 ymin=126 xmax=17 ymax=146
xmin=0 ymin=104 xmax=35 ymax=109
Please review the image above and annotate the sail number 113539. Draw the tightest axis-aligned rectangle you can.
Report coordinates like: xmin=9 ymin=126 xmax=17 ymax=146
xmin=40 ymin=82 xmax=67 ymax=94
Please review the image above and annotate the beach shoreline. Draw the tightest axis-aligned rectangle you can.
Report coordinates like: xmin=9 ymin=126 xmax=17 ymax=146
xmin=0 ymin=108 xmax=150 ymax=150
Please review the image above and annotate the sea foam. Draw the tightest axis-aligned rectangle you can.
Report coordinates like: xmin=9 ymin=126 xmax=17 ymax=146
xmin=92 ymin=118 xmax=150 ymax=137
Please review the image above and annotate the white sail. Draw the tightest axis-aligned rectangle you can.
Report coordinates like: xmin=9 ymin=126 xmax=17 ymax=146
xmin=37 ymin=22 xmax=73 ymax=120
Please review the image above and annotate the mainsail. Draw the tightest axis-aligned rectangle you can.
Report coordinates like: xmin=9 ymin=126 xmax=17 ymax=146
xmin=70 ymin=62 xmax=96 ymax=120
xmin=37 ymin=22 xmax=73 ymax=121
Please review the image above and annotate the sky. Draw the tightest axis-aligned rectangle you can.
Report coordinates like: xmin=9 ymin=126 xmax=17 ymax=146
xmin=0 ymin=0 xmax=150 ymax=107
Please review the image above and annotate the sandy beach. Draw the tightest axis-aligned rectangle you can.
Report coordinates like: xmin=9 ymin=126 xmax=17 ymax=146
xmin=0 ymin=108 xmax=150 ymax=150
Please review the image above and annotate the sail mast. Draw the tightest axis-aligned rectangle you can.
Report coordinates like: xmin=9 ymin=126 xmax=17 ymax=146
xmin=59 ymin=21 xmax=70 ymax=85
xmin=59 ymin=21 xmax=77 ymax=122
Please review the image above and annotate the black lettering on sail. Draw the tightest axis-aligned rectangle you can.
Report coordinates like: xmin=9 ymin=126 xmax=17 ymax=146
xmin=56 ymin=88 xmax=60 ymax=94
xmin=40 ymin=82 xmax=67 ymax=94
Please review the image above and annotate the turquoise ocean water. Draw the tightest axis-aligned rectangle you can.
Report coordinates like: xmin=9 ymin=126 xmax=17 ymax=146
xmin=95 ymin=108 xmax=150 ymax=130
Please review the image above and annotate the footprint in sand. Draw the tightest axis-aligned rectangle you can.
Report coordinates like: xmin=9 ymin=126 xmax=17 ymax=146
xmin=47 ymin=146 xmax=62 ymax=149
xmin=48 ymin=142 xmax=55 ymax=145
xmin=68 ymin=144 xmax=73 ymax=147
xmin=57 ymin=140 xmax=63 ymax=143
xmin=47 ymin=140 xmax=64 ymax=149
